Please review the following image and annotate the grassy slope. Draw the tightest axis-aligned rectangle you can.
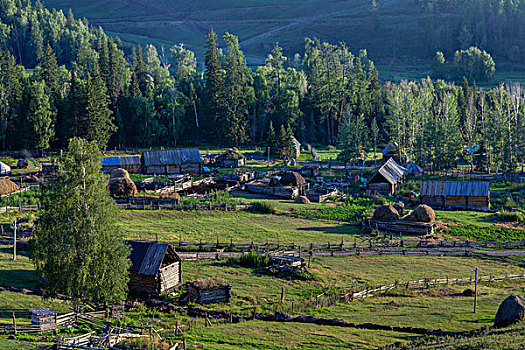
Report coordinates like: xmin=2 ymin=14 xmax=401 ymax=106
xmin=117 ymin=209 xmax=362 ymax=245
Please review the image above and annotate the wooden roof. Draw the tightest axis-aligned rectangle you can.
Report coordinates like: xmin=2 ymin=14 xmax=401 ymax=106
xmin=402 ymin=161 xmax=423 ymax=175
xmin=142 ymin=148 xmax=201 ymax=167
xmin=420 ymin=181 xmax=490 ymax=197
xmin=370 ymin=158 xmax=406 ymax=185
xmin=128 ymin=241 xmax=180 ymax=276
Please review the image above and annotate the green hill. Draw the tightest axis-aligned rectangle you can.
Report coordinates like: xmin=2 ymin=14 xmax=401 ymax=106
xmin=40 ymin=0 xmax=525 ymax=80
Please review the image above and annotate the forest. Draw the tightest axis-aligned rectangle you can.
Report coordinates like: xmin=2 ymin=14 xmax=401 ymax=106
xmin=0 ymin=0 xmax=524 ymax=174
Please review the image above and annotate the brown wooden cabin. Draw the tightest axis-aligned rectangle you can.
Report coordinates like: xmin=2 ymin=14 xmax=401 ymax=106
xmin=128 ymin=241 xmax=182 ymax=295
xmin=366 ymin=158 xmax=406 ymax=196
xmin=420 ymin=181 xmax=490 ymax=211
xmin=187 ymin=279 xmax=231 ymax=304
xmin=102 ymin=156 xmax=141 ymax=173
xmin=215 ymin=150 xmax=246 ymax=168
xmin=142 ymin=148 xmax=202 ymax=175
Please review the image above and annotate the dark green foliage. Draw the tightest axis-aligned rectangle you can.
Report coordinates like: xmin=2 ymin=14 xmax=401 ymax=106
xmin=447 ymin=225 xmax=525 ymax=241
xmin=251 ymin=201 xmax=277 ymax=214
xmin=31 ymin=138 xmax=131 ymax=304
xmin=228 ymin=251 xmax=272 ymax=268
xmin=432 ymin=47 xmax=496 ymax=82
xmin=297 ymin=197 xmax=384 ymax=222
xmin=497 ymin=211 xmax=525 ymax=224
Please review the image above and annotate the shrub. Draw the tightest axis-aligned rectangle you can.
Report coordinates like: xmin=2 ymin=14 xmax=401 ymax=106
xmin=228 ymin=251 xmax=272 ymax=268
xmin=497 ymin=211 xmax=525 ymax=224
xmin=251 ymin=201 xmax=277 ymax=214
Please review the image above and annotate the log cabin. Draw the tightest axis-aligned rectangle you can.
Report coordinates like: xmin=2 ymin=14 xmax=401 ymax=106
xmin=366 ymin=158 xmax=406 ymax=196
xmin=420 ymin=181 xmax=490 ymax=211
xmin=128 ymin=241 xmax=182 ymax=295
xmin=102 ymin=156 xmax=141 ymax=173
xmin=142 ymin=148 xmax=202 ymax=175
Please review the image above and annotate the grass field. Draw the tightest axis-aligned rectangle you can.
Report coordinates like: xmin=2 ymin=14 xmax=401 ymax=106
xmin=118 ymin=210 xmax=361 ymax=245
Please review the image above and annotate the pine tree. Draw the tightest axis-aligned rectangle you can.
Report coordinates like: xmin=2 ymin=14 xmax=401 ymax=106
xmin=27 ymin=80 xmax=54 ymax=150
xmin=31 ymin=137 xmax=130 ymax=304
xmin=83 ymin=67 xmax=115 ymax=148
xmin=203 ymin=29 xmax=224 ymax=140
xmin=265 ymin=121 xmax=279 ymax=157
xmin=219 ymin=33 xmax=252 ymax=145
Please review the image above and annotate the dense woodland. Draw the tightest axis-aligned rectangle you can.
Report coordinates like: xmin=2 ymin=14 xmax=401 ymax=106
xmin=0 ymin=0 xmax=524 ymax=173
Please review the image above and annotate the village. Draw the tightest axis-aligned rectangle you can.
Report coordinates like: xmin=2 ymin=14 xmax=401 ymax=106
xmin=0 ymin=140 xmax=524 ymax=350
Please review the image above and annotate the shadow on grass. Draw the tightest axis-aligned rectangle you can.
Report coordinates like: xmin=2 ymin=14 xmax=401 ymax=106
xmin=0 ymin=269 xmax=39 ymax=289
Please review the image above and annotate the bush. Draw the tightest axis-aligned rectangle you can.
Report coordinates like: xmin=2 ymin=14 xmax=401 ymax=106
xmin=228 ymin=251 xmax=272 ymax=268
xmin=447 ymin=225 xmax=525 ymax=241
xmin=497 ymin=211 xmax=525 ymax=224
xmin=252 ymin=201 xmax=277 ymax=214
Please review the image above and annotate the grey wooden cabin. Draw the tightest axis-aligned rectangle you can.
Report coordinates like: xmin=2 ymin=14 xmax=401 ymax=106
xmin=128 ymin=241 xmax=182 ymax=295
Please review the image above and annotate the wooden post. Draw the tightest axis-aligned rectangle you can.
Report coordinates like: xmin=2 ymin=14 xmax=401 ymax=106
xmin=12 ymin=312 xmax=16 ymax=335
xmin=308 ymin=255 xmax=311 ymax=268
xmin=281 ymin=287 xmax=285 ymax=304
xmin=474 ymin=267 xmax=478 ymax=313
xmin=13 ymin=219 xmax=17 ymax=260
xmin=183 ymin=337 xmax=186 ymax=350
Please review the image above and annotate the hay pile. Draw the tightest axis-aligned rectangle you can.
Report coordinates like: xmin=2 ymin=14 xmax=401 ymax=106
xmin=110 ymin=168 xmax=130 ymax=179
xmin=108 ymin=168 xmax=136 ymax=198
xmin=404 ymin=204 xmax=436 ymax=223
xmin=280 ymin=171 xmax=306 ymax=186
xmin=295 ymin=196 xmax=311 ymax=204
xmin=371 ymin=204 xmax=400 ymax=222
xmin=0 ymin=179 xmax=19 ymax=195
xmin=218 ymin=149 xmax=245 ymax=160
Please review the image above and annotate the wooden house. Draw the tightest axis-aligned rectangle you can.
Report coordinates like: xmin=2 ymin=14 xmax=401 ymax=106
xmin=187 ymin=278 xmax=231 ymax=304
xmin=128 ymin=241 xmax=182 ymax=295
xmin=215 ymin=150 xmax=246 ymax=168
xmin=102 ymin=156 xmax=141 ymax=173
xmin=420 ymin=181 xmax=490 ymax=210
xmin=366 ymin=158 xmax=406 ymax=196
xmin=142 ymin=148 xmax=202 ymax=175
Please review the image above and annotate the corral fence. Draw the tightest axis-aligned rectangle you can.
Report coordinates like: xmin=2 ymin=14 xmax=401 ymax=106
xmin=143 ymin=237 xmax=525 ymax=254
xmin=115 ymin=202 xmax=255 ymax=211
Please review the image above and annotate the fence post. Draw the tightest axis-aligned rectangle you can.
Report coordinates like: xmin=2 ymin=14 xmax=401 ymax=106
xmin=12 ymin=312 xmax=16 ymax=336
xmin=281 ymin=287 xmax=285 ymax=304
xmin=474 ymin=267 xmax=478 ymax=313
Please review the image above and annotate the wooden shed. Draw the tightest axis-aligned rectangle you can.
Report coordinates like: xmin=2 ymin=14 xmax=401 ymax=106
xmin=215 ymin=150 xmax=246 ymax=168
xmin=102 ymin=156 xmax=141 ymax=173
xmin=366 ymin=158 xmax=406 ymax=196
xmin=142 ymin=148 xmax=202 ymax=175
xmin=187 ymin=278 xmax=231 ymax=304
xmin=420 ymin=181 xmax=490 ymax=210
xmin=128 ymin=241 xmax=182 ymax=295
xmin=41 ymin=162 xmax=59 ymax=174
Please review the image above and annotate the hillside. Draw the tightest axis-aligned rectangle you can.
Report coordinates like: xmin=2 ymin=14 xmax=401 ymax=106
xmin=40 ymin=0 xmax=428 ymax=60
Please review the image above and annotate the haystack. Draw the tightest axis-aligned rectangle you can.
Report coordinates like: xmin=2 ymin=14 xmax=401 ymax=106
xmin=110 ymin=168 xmax=130 ymax=180
xmin=217 ymin=149 xmax=245 ymax=160
xmin=371 ymin=204 xmax=400 ymax=222
xmin=295 ymin=196 xmax=311 ymax=204
xmin=0 ymin=179 xmax=19 ymax=196
xmin=404 ymin=204 xmax=435 ymax=223
xmin=108 ymin=177 xmax=137 ymax=198
xmin=280 ymin=171 xmax=306 ymax=186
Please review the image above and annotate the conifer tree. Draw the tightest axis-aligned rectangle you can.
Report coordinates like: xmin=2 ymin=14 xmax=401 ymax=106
xmin=31 ymin=137 xmax=130 ymax=304
xmin=27 ymin=80 xmax=54 ymax=150
xmin=83 ymin=68 xmax=115 ymax=148
xmin=203 ymin=29 xmax=224 ymax=140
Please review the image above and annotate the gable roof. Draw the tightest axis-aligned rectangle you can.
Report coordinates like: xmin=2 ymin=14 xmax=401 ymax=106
xmin=420 ymin=181 xmax=490 ymax=197
xmin=128 ymin=241 xmax=179 ymax=276
xmin=142 ymin=148 xmax=201 ymax=167
xmin=370 ymin=158 xmax=406 ymax=185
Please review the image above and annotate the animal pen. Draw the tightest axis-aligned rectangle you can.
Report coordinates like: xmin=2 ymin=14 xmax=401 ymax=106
xmin=128 ymin=241 xmax=182 ymax=295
